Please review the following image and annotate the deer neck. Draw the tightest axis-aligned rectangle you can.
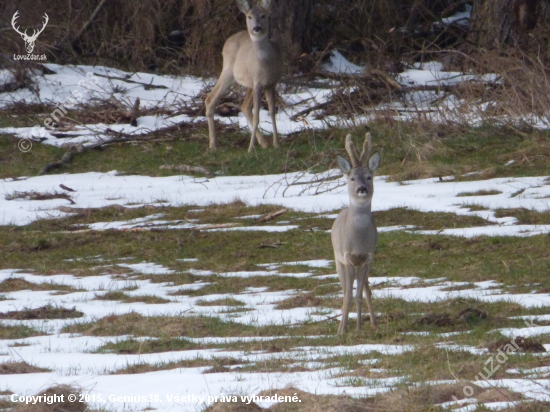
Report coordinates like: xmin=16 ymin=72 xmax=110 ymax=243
xmin=251 ymin=36 xmax=275 ymax=62
xmin=347 ymin=199 xmax=372 ymax=227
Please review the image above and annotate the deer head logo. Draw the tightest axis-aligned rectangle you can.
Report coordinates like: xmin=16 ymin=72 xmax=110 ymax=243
xmin=11 ymin=11 xmax=49 ymax=54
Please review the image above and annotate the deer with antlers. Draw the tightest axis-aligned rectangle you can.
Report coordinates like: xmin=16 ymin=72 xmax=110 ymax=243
xmin=332 ymin=133 xmax=381 ymax=335
xmin=11 ymin=11 xmax=49 ymax=54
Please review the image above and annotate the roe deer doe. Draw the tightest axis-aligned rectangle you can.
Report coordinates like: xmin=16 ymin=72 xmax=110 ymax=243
xmin=205 ymin=0 xmax=282 ymax=152
xmin=332 ymin=133 xmax=381 ymax=335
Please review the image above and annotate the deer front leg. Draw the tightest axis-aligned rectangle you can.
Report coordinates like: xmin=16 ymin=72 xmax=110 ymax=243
xmin=248 ymin=85 xmax=268 ymax=152
xmin=241 ymin=89 xmax=265 ymax=144
xmin=363 ymin=254 xmax=378 ymax=329
xmin=265 ymin=88 xmax=279 ymax=148
xmin=355 ymin=265 xmax=367 ymax=331
xmin=337 ymin=261 xmax=353 ymax=335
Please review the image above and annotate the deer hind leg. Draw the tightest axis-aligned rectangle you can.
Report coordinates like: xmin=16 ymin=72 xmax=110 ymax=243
xmin=205 ymin=70 xmax=235 ymax=150
xmin=363 ymin=255 xmax=378 ymax=329
xmin=265 ymin=87 xmax=279 ymax=148
xmin=337 ymin=261 xmax=354 ymax=335
xmin=241 ymin=89 xmax=265 ymax=145
xmin=355 ymin=265 xmax=367 ymax=331
xmin=248 ymin=85 xmax=269 ymax=152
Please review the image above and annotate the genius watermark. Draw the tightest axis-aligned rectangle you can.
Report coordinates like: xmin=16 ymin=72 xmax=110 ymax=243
xmin=29 ymin=71 xmax=99 ymax=140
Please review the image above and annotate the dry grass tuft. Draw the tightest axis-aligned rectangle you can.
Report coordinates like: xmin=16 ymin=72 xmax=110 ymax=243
xmin=0 ymin=361 xmax=50 ymax=374
xmin=0 ymin=305 xmax=83 ymax=320
xmin=457 ymin=190 xmax=503 ymax=197
xmin=61 ymin=312 xmax=255 ymax=338
xmin=275 ymin=292 xmax=322 ymax=310
xmin=486 ymin=336 xmax=546 ymax=353
xmin=94 ymin=291 xmax=170 ymax=304
xmin=0 ymin=278 xmax=74 ymax=293
xmin=204 ymin=399 xmax=264 ymax=412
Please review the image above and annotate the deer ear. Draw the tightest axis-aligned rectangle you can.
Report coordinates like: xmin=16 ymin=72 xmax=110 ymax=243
xmin=368 ymin=152 xmax=380 ymax=172
xmin=337 ymin=155 xmax=351 ymax=175
xmin=236 ymin=0 xmax=251 ymax=13
xmin=258 ymin=0 xmax=272 ymax=10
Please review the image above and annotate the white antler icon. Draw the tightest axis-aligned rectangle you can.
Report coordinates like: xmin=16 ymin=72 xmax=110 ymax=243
xmin=12 ymin=11 xmax=49 ymax=54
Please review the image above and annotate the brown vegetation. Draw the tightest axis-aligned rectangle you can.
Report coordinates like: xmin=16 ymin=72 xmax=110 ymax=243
xmin=13 ymin=385 xmax=86 ymax=412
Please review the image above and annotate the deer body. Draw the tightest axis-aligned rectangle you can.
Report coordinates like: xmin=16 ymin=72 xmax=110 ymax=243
xmin=332 ymin=133 xmax=380 ymax=335
xmin=205 ymin=0 xmax=282 ymax=152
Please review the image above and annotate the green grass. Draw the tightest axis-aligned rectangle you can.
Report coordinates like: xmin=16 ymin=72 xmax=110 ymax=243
xmin=94 ymin=291 xmax=170 ymax=304
xmin=0 ymin=325 xmax=45 ymax=340
xmin=95 ymin=337 xmax=200 ymax=354
xmin=1 ymin=115 xmax=550 ymax=410
xmin=494 ymin=208 xmax=550 ymax=224
xmin=2 ymin=121 xmax=550 ymax=180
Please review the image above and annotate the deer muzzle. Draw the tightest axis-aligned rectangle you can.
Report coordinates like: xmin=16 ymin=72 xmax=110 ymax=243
xmin=356 ymin=187 xmax=368 ymax=197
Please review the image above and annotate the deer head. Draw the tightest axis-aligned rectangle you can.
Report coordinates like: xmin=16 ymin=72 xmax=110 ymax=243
xmin=337 ymin=133 xmax=380 ymax=204
xmin=12 ymin=11 xmax=49 ymax=54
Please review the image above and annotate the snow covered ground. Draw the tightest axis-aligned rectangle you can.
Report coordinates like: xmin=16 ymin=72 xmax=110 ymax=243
xmin=1 ymin=56 xmax=550 ymax=411
xmin=2 ymin=170 xmax=549 ymax=237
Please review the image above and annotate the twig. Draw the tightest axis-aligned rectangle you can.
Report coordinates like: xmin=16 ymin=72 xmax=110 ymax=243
xmin=255 ymin=208 xmax=287 ymax=223
xmin=93 ymin=73 xmax=168 ymax=90
xmin=71 ymin=0 xmax=109 ymax=50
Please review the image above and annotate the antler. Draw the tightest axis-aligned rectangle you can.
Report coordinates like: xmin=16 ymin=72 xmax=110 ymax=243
xmin=11 ymin=11 xmax=26 ymax=37
xmin=11 ymin=11 xmax=48 ymax=40
xmin=29 ymin=13 xmax=49 ymax=40
xmin=358 ymin=132 xmax=372 ymax=167
xmin=345 ymin=134 xmax=360 ymax=168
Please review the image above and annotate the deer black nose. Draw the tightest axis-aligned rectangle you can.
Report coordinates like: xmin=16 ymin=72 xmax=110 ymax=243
xmin=253 ymin=26 xmax=262 ymax=32
xmin=356 ymin=186 xmax=368 ymax=196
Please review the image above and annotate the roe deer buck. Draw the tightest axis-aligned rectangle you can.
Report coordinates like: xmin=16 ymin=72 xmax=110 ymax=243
xmin=332 ymin=133 xmax=381 ymax=335
xmin=205 ymin=0 xmax=282 ymax=153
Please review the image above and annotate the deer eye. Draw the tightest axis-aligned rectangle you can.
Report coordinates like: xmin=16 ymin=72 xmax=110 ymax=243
xmin=367 ymin=177 xmax=372 ymax=181
xmin=248 ymin=15 xmax=252 ymax=19
xmin=350 ymin=178 xmax=355 ymax=181
xmin=261 ymin=15 xmax=266 ymax=18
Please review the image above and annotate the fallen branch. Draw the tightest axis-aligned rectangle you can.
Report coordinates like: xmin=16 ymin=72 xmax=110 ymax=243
xmin=39 ymin=133 xmax=178 ymax=175
xmin=160 ymin=164 xmax=213 ymax=177
xmin=255 ymin=208 xmax=287 ymax=223
xmin=93 ymin=73 xmax=168 ymax=90
xmin=59 ymin=184 xmax=76 ymax=192
xmin=289 ymin=102 xmax=330 ymax=121
xmin=39 ymin=151 xmax=77 ymax=175
xmin=259 ymin=240 xmax=282 ymax=249
xmin=193 ymin=223 xmax=239 ymax=231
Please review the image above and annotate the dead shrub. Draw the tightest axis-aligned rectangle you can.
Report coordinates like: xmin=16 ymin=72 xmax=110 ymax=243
xmin=0 ymin=361 xmax=50 ymax=374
